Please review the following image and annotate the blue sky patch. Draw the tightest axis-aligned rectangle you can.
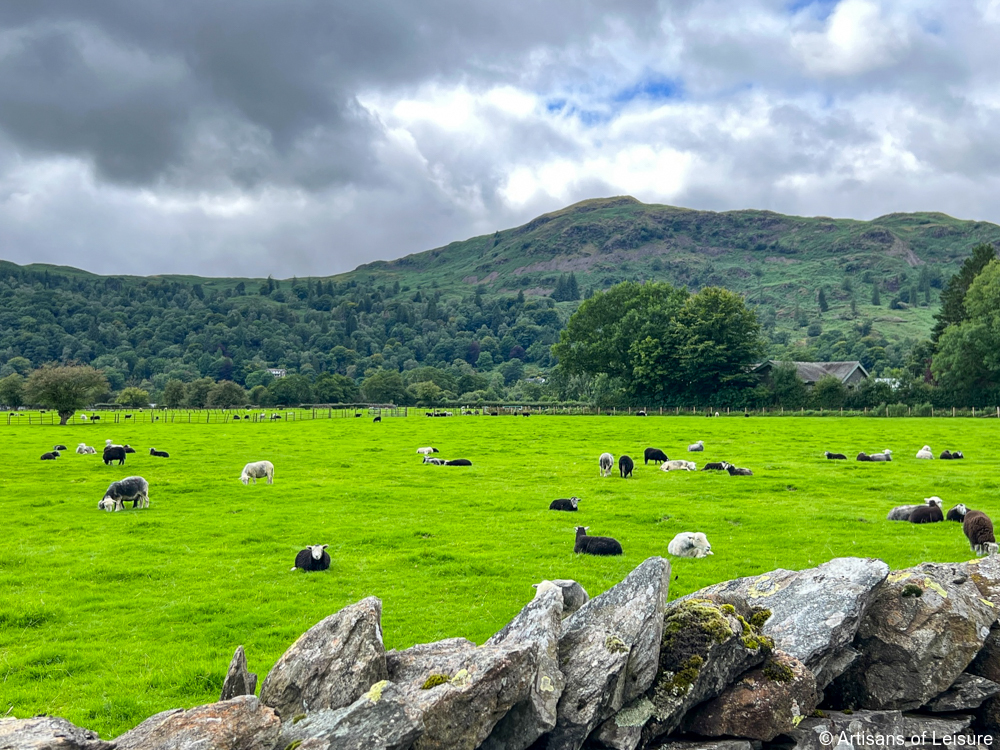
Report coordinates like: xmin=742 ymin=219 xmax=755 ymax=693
xmin=787 ymin=0 xmax=838 ymax=21
xmin=612 ymin=76 xmax=683 ymax=105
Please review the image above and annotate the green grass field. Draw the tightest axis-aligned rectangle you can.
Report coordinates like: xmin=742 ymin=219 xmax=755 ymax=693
xmin=2 ymin=414 xmax=998 ymax=737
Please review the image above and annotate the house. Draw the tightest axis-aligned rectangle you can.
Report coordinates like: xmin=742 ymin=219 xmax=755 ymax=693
xmin=267 ymin=368 xmax=287 ymax=379
xmin=752 ymin=360 xmax=869 ymax=388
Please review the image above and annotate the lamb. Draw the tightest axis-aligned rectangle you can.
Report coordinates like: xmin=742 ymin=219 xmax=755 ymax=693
xmin=869 ymin=450 xmax=893 ymax=462
xmin=53 ymin=444 xmax=67 ymax=451
xmin=599 ymin=452 xmax=614 ymax=477
xmin=946 ymin=504 xmax=968 ymax=522
xmin=723 ymin=462 xmax=753 ymax=476
xmin=103 ymin=446 xmax=126 ymax=466
xmin=909 ymin=504 xmax=944 ymax=524
xmin=916 ymin=445 xmax=934 ymax=460
xmin=824 ymin=451 xmax=848 ymax=460
xmin=887 ymin=497 xmax=942 ymax=521
xmin=416 ymin=447 xmax=440 ymax=455
xmin=149 ymin=448 xmax=169 ymax=458
xmin=644 ymin=448 xmax=669 ymax=465
xmin=667 ymin=532 xmax=713 ymax=558
xmin=422 ymin=456 xmax=446 ymax=465
xmin=240 ymin=460 xmax=275 ymax=485
xmin=701 ymin=462 xmax=728 ymax=471
xmin=76 ymin=443 xmax=97 ymax=455
xmin=99 ymin=476 xmax=149 ymax=512
xmin=574 ymin=526 xmax=623 ymax=556
xmin=688 ymin=440 xmax=705 ymax=452
xmin=661 ymin=459 xmax=697 ymax=471
xmin=532 ymin=579 xmax=589 ymax=616
xmin=40 ymin=451 xmax=59 ymax=460
xmin=444 ymin=459 xmax=472 ymax=466
xmin=964 ymin=510 xmax=999 ymax=556
xmin=549 ymin=497 xmax=580 ymax=511
xmin=619 ymin=455 xmax=634 ymax=478
xmin=291 ymin=545 xmax=331 ymax=572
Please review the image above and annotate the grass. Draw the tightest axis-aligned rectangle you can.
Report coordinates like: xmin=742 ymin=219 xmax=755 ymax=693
xmin=1 ymin=413 xmax=997 ymax=737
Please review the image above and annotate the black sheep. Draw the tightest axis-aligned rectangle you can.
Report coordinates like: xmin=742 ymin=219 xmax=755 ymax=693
xmin=291 ymin=545 xmax=331 ymax=572
xmin=444 ymin=459 xmax=472 ymax=466
xmin=856 ymin=452 xmax=872 ymax=462
xmin=724 ymin=462 xmax=753 ymax=476
xmin=373 ymin=416 xmax=381 ymax=423
xmin=40 ymin=451 xmax=58 ymax=460
xmin=946 ymin=504 xmax=968 ymax=522
xmin=964 ymin=510 xmax=998 ymax=556
xmin=701 ymin=462 xmax=727 ymax=471
xmin=103 ymin=446 xmax=126 ymax=465
xmin=123 ymin=445 xmax=136 ymax=454
xmin=149 ymin=448 xmax=169 ymax=458
xmin=574 ymin=526 xmax=623 ymax=556
xmin=909 ymin=505 xmax=943 ymax=524
xmin=824 ymin=451 xmax=847 ymax=460
xmin=644 ymin=448 xmax=668 ymax=465
xmin=549 ymin=497 xmax=580 ymax=511
xmin=53 ymin=444 xmax=67 ymax=451
xmin=953 ymin=450 xmax=965 ymax=459
xmin=619 ymin=455 xmax=634 ymax=478
xmin=940 ymin=450 xmax=954 ymax=460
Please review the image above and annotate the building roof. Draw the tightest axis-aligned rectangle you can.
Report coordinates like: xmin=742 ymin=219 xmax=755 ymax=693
xmin=753 ymin=360 xmax=869 ymax=385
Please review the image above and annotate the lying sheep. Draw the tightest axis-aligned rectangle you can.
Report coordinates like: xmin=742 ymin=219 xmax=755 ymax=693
xmin=916 ymin=445 xmax=934 ymax=460
xmin=76 ymin=443 xmax=97 ymax=455
xmin=644 ymin=448 xmax=668 ymax=465
xmin=964 ymin=510 xmax=999 ymax=556
xmin=599 ymin=452 xmax=614 ymax=477
xmin=291 ymin=545 xmax=330 ymax=572
xmin=723 ymin=462 xmax=753 ymax=476
xmin=824 ymin=451 xmax=847 ymax=460
xmin=444 ymin=459 xmax=472 ymax=466
xmin=532 ymin=579 xmax=589 ymax=616
xmin=701 ymin=462 xmax=728 ymax=471
xmin=416 ymin=447 xmax=440 ymax=455
xmin=574 ymin=526 xmax=623 ymax=556
xmin=619 ymin=455 xmax=634 ymax=478
xmin=549 ymin=497 xmax=580 ymax=511
xmin=53 ymin=444 xmax=67 ymax=451
xmin=857 ymin=452 xmax=872 ymax=462
xmin=240 ymin=460 xmax=275 ymax=485
xmin=909 ymin=504 xmax=944 ymax=524
xmin=149 ymin=448 xmax=169 ymax=458
xmin=946 ymin=504 xmax=968 ymax=522
xmin=661 ymin=459 xmax=696 ymax=472
xmin=887 ymin=497 xmax=942 ymax=521
xmin=40 ymin=451 xmax=59 ymax=460
xmin=667 ymin=532 xmax=713 ymax=558
xmin=99 ymin=476 xmax=149 ymax=512
xmin=688 ymin=440 xmax=705 ymax=452
xmin=940 ymin=450 xmax=954 ymax=460
xmin=422 ymin=456 xmax=446 ymax=465
xmin=123 ymin=445 xmax=136 ymax=454
xmin=941 ymin=450 xmax=965 ymax=460
xmin=870 ymin=450 xmax=893 ymax=462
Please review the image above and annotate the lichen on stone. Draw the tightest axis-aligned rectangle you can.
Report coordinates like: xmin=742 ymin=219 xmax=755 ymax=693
xmin=762 ymin=659 xmax=794 ymax=683
xmin=737 ymin=614 xmax=774 ymax=651
xmin=291 ymin=713 xmax=307 ymax=724
xmin=614 ymin=697 xmax=657 ymax=727
xmin=901 ymin=584 xmax=923 ymax=598
xmin=923 ymin=577 xmax=948 ymax=598
xmin=449 ymin=668 xmax=470 ymax=687
xmin=605 ymin=635 xmax=629 ymax=654
xmin=421 ymin=674 xmax=449 ymax=690
xmin=661 ymin=599 xmax=733 ymax=653
xmin=721 ymin=604 xmax=736 ymax=615
xmin=749 ymin=608 xmax=772 ymax=629
xmin=364 ymin=679 xmax=388 ymax=703
xmin=285 ymin=742 xmax=303 ymax=750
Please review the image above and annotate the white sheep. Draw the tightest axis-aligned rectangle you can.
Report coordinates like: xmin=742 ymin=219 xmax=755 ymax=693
xmin=76 ymin=443 xmax=97 ymax=455
xmin=887 ymin=496 xmax=941 ymax=521
xmin=599 ymin=452 xmax=614 ymax=477
xmin=916 ymin=445 xmax=934 ymax=460
xmin=416 ymin=447 xmax=440 ymax=455
xmin=240 ymin=460 xmax=275 ymax=485
xmin=667 ymin=532 xmax=713 ymax=558
xmin=661 ymin=459 xmax=697 ymax=471
xmin=688 ymin=440 xmax=705 ymax=452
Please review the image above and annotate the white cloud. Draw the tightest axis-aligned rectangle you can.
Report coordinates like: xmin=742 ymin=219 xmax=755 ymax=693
xmin=792 ymin=0 xmax=911 ymax=76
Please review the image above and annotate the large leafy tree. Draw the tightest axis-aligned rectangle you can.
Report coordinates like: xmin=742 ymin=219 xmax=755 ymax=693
xmin=0 ymin=373 xmax=25 ymax=408
xmin=117 ymin=387 xmax=150 ymax=407
xmin=207 ymin=381 xmax=248 ymax=407
xmin=931 ymin=243 xmax=997 ymax=341
xmin=360 ymin=370 xmax=408 ymax=405
xmin=24 ymin=365 xmax=108 ymax=424
xmin=313 ymin=374 xmax=360 ymax=404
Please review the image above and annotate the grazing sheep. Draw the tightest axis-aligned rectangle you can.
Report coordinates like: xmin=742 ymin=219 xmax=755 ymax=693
xmin=549 ymin=497 xmax=580 ymax=511
xmin=661 ymin=459 xmax=697 ymax=472
xmin=40 ymin=451 xmax=59 ymax=460
xmin=947 ymin=504 xmax=968 ymax=522
xmin=916 ymin=445 xmax=934 ymax=460
xmin=701 ymin=462 xmax=728 ymax=471
xmin=856 ymin=452 xmax=872 ymax=462
xmin=233 ymin=415 xmax=241 ymax=420
xmin=123 ymin=445 xmax=136 ymax=454
xmin=964 ymin=510 xmax=999 ymax=556
xmin=644 ymin=448 xmax=669 ymax=465
xmin=869 ymin=450 xmax=893 ymax=462
xmin=103 ymin=446 xmax=126 ymax=466
xmin=416 ymin=447 xmax=440 ymax=455
xmin=667 ymin=532 xmax=713 ymax=558
xmin=824 ymin=451 xmax=847 ymax=460
xmin=99 ymin=476 xmax=150 ymax=512
xmin=619 ymin=455 xmax=634 ymax=478
xmin=636 ymin=410 xmax=647 ymax=417
xmin=149 ymin=448 xmax=169 ymax=458
xmin=573 ymin=526 xmax=623 ymax=556
xmin=240 ymin=460 xmax=275 ymax=485
xmin=124 ymin=414 xmax=132 ymax=420
xmin=533 ymin=579 xmax=589 ymax=616
xmin=723 ymin=462 xmax=753 ymax=476
xmin=688 ymin=440 xmax=705 ymax=452
xmin=909 ymin=504 xmax=944 ymax=524
xmin=599 ymin=452 xmax=614 ymax=477
xmin=887 ymin=497 xmax=942 ymax=521
xmin=291 ymin=545 xmax=331 ymax=572
xmin=76 ymin=443 xmax=97 ymax=455
xmin=373 ymin=416 xmax=381 ymax=423
xmin=444 ymin=459 xmax=472 ymax=466
xmin=53 ymin=444 xmax=67 ymax=451
xmin=422 ymin=456 xmax=446 ymax=465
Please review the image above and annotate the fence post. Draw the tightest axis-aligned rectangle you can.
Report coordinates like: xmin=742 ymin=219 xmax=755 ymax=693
xmin=973 ymin=407 xmax=976 ymax=418
xmin=953 ymin=407 xmax=956 ymax=417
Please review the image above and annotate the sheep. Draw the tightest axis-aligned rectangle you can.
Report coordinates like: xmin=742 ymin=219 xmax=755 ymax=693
xmin=636 ymin=410 xmax=647 ymax=417
xmin=856 ymin=452 xmax=872 ymax=462
xmin=869 ymin=450 xmax=893 ymax=462
xmin=373 ymin=416 xmax=382 ymax=423
xmin=99 ymin=476 xmax=149 ymax=512
xmin=964 ymin=510 xmax=999 ymax=556
xmin=951 ymin=450 xmax=965 ymax=459
xmin=643 ymin=448 xmax=669 ymax=465
xmin=123 ymin=445 xmax=136 ymax=454
xmin=40 ymin=451 xmax=59 ymax=460
xmin=240 ymin=460 xmax=275 ymax=485
xmin=416 ymin=447 xmax=440 ymax=455
xmin=661 ymin=460 xmax=697 ymax=472
xmin=149 ymin=448 xmax=169 ymax=458
xmin=947 ymin=504 xmax=968 ymax=522
xmin=909 ymin=504 xmax=944 ymax=524
xmin=824 ymin=451 xmax=848 ymax=460
xmin=422 ymin=456 xmax=446 ymax=465
xmin=916 ymin=445 xmax=934 ymax=460
xmin=701 ymin=462 xmax=728 ymax=471
xmin=887 ymin=497 xmax=942 ymax=521
xmin=667 ymin=532 xmax=713 ymax=558
xmin=76 ymin=443 xmax=97 ymax=455
xmin=940 ymin=450 xmax=954 ymax=460
xmin=53 ymin=444 xmax=67 ymax=451
xmin=688 ymin=440 xmax=705 ymax=452
xmin=573 ymin=526 xmax=623 ymax=556
xmin=723 ymin=462 xmax=753 ymax=476
xmin=619 ymin=455 xmax=634 ymax=478
xmin=124 ymin=414 xmax=132 ymax=420
xmin=549 ymin=497 xmax=580 ymax=511
xmin=599 ymin=452 xmax=614 ymax=477
xmin=103 ymin=446 xmax=126 ymax=466
xmin=444 ymin=459 xmax=472 ymax=466
xmin=291 ymin=544 xmax=331 ymax=572
xmin=532 ymin=579 xmax=589 ymax=616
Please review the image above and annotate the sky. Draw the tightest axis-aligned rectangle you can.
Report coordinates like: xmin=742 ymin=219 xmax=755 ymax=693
xmin=1 ymin=0 xmax=999 ymax=278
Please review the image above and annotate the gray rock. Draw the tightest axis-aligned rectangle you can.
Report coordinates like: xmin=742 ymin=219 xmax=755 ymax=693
xmin=260 ymin=596 xmax=387 ymax=719
xmin=533 ymin=579 xmax=589 ymax=617
xmin=0 ymin=716 xmax=112 ymax=750
xmin=786 ymin=709 xmax=904 ymax=750
xmin=113 ymin=695 xmax=279 ymax=750
xmin=828 ymin=563 xmax=995 ymax=711
xmin=682 ymin=650 xmax=819 ymax=741
xmin=220 ymin=645 xmax=258 ymax=701
xmin=924 ymin=673 xmax=1000 ymax=712
xmin=542 ymin=556 xmax=670 ymax=750
xmin=647 ymin=741 xmax=753 ymax=750
xmin=685 ymin=557 xmax=889 ymax=688
xmin=275 ymin=679 xmax=424 ymax=750
xmin=386 ymin=637 xmax=476 ymax=682
xmin=969 ymin=626 xmax=1000 ymax=683
xmin=480 ymin=584 xmax=565 ymax=750
xmin=902 ymin=712 xmax=973 ymax=737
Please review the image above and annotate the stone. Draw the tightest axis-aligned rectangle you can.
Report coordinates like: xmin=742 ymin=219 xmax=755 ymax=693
xmin=259 ymin=596 xmax=387 ymax=719
xmin=968 ymin=626 xmax=1000 ymax=682
xmin=924 ymin=673 xmax=1000 ymax=712
xmin=386 ymin=637 xmax=476 ymax=682
xmin=220 ymin=645 xmax=257 ymax=701
xmin=827 ymin=563 xmax=995 ymax=711
xmin=785 ymin=709 xmax=904 ymax=750
xmin=0 ymin=716 xmax=112 ymax=750
xmin=480 ymin=584 xmax=565 ymax=750
xmin=541 ymin=556 xmax=670 ymax=750
xmin=685 ymin=557 xmax=889 ymax=688
xmin=681 ymin=650 xmax=820 ymax=741
xmin=647 ymin=741 xmax=753 ymax=750
xmin=113 ymin=695 xmax=279 ymax=750
xmin=902 ymin=713 xmax=973 ymax=737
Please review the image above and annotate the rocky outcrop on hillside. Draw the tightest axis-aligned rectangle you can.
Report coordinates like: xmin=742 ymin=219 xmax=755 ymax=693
xmin=8 ymin=556 xmax=1000 ymax=749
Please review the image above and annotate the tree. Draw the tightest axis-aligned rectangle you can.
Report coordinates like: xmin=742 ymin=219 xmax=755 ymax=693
xmin=207 ymin=381 xmax=247 ymax=407
xmin=818 ymin=288 xmax=829 ymax=313
xmin=24 ymin=365 xmax=108 ymax=424
xmin=269 ymin=374 xmax=313 ymax=406
xmin=249 ymin=384 xmax=271 ymax=406
xmin=185 ymin=377 xmax=216 ymax=408
xmin=313 ymin=374 xmax=360 ymax=403
xmin=117 ymin=387 xmax=150 ymax=407
xmin=0 ymin=373 xmax=25 ymax=408
xmin=871 ymin=284 xmax=881 ymax=306
xmin=766 ymin=362 xmax=808 ymax=408
xmin=408 ymin=380 xmax=445 ymax=405
xmin=163 ymin=379 xmax=186 ymax=407
xmin=361 ymin=370 xmax=408 ymax=404
xmin=811 ymin=375 xmax=847 ymax=409
xmin=932 ymin=243 xmax=997 ymax=341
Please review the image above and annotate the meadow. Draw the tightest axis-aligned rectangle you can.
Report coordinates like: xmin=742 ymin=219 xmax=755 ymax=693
xmin=2 ymin=413 xmax=998 ymax=738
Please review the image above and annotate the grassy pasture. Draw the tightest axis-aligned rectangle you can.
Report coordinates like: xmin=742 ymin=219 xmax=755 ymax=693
xmin=1 ymin=414 xmax=998 ymax=737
